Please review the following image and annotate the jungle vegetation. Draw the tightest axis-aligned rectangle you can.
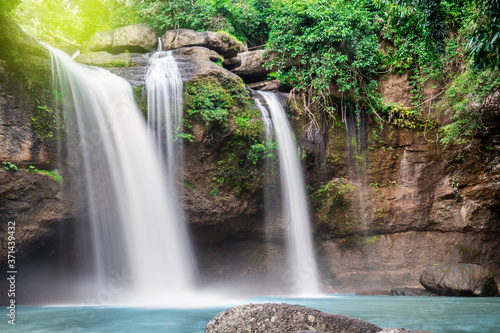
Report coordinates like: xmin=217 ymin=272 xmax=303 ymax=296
xmin=2 ymin=0 xmax=499 ymax=145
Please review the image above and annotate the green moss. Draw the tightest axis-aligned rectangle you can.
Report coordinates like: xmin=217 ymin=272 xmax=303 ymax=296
xmin=100 ymin=59 xmax=128 ymax=68
xmin=183 ymin=75 xmax=261 ymax=136
xmin=2 ymin=161 xmax=18 ymax=171
xmin=339 ymin=234 xmax=379 ymax=249
xmin=455 ymin=244 xmax=481 ymax=265
xmin=183 ymin=76 xmax=265 ymax=196
xmin=26 ymin=165 xmax=62 ymax=184
xmin=184 ymin=76 xmax=233 ymax=128
xmin=216 ymin=30 xmax=245 ymax=50
xmin=0 ymin=16 xmax=63 ymax=140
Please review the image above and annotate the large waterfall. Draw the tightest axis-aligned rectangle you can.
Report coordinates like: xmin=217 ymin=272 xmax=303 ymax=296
xmin=48 ymin=46 xmax=196 ymax=304
xmin=257 ymin=92 xmax=321 ymax=295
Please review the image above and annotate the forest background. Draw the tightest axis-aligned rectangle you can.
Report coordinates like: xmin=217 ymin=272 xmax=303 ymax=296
xmin=1 ymin=0 xmax=499 ymax=145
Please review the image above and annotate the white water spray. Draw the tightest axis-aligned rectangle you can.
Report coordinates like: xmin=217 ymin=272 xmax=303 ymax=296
xmin=48 ymin=46 xmax=196 ymax=303
xmin=258 ymin=92 xmax=321 ymax=295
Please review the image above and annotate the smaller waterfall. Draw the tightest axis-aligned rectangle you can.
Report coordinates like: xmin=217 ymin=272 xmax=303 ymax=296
xmin=258 ymin=92 xmax=321 ymax=295
xmin=144 ymin=46 xmax=199 ymax=299
xmin=146 ymin=50 xmax=184 ymax=178
xmin=255 ymin=99 xmax=278 ymax=236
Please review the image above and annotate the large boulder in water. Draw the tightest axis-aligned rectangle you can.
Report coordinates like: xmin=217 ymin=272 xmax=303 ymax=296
xmin=86 ymin=24 xmax=158 ymax=54
xmin=419 ymin=263 xmax=499 ymax=296
xmin=205 ymin=303 xmax=433 ymax=333
xmin=161 ymin=29 xmax=246 ymax=58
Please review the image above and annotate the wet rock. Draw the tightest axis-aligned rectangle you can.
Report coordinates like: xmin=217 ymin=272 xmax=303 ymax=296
xmin=379 ymin=329 xmax=433 ymax=333
xmin=356 ymin=289 xmax=391 ymax=296
xmin=389 ymin=288 xmax=436 ymax=296
xmin=86 ymin=24 xmax=158 ymax=54
xmin=74 ymin=51 xmax=146 ymax=67
xmin=419 ymin=263 xmax=498 ymax=296
xmin=171 ymin=46 xmax=240 ymax=82
xmin=205 ymin=303 xmax=432 ymax=333
xmin=248 ymin=80 xmax=285 ymax=92
xmin=161 ymin=29 xmax=246 ymax=58
xmin=224 ymin=50 xmax=297 ymax=82
xmin=225 ymin=50 xmax=270 ymax=81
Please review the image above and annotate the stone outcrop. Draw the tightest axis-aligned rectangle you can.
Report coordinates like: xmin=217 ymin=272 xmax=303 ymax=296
xmin=74 ymin=51 xmax=146 ymax=67
xmin=249 ymin=79 xmax=285 ymax=92
xmin=389 ymin=288 xmax=436 ymax=296
xmin=205 ymin=303 xmax=433 ymax=333
xmin=419 ymin=263 xmax=498 ymax=296
xmin=0 ymin=17 xmax=80 ymax=306
xmin=161 ymin=29 xmax=246 ymax=58
xmin=224 ymin=50 xmax=271 ymax=82
xmin=224 ymin=50 xmax=297 ymax=83
xmin=86 ymin=24 xmax=158 ymax=54
xmin=172 ymin=46 xmax=240 ymax=81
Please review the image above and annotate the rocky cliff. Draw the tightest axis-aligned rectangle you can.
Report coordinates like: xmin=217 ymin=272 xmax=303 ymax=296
xmin=0 ymin=19 xmax=498 ymax=298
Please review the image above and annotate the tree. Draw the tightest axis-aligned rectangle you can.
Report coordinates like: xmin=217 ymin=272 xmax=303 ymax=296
xmin=467 ymin=0 xmax=500 ymax=70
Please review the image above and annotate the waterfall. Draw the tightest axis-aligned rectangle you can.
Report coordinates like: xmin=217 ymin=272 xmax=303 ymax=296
xmin=344 ymin=107 xmax=369 ymax=231
xmin=145 ymin=46 xmax=199 ymax=297
xmin=145 ymin=50 xmax=184 ymax=183
xmin=257 ymin=92 xmax=321 ymax=295
xmin=48 ymin=46 xmax=196 ymax=303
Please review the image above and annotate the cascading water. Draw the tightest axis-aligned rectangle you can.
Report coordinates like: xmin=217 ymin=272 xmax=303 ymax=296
xmin=48 ymin=46 xmax=196 ymax=304
xmin=258 ymin=92 xmax=321 ymax=295
xmin=144 ymin=43 xmax=200 ymax=299
xmin=344 ymin=107 xmax=369 ymax=231
xmin=145 ymin=47 xmax=184 ymax=185
xmin=254 ymin=98 xmax=279 ymax=240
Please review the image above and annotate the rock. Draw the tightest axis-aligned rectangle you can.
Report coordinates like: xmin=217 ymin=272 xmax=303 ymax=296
xmin=419 ymin=263 xmax=499 ymax=296
xmin=225 ymin=50 xmax=270 ymax=81
xmin=356 ymin=289 xmax=391 ymax=296
xmin=248 ymin=80 xmax=285 ymax=92
xmin=205 ymin=303 xmax=432 ymax=333
xmin=389 ymin=288 xmax=436 ymax=296
xmin=171 ymin=46 xmax=241 ymax=82
xmin=379 ymin=329 xmax=433 ymax=333
xmin=74 ymin=51 xmax=149 ymax=87
xmin=224 ymin=50 xmax=296 ymax=82
xmin=161 ymin=29 xmax=246 ymax=58
xmin=86 ymin=24 xmax=158 ymax=54
xmin=40 ymin=35 xmax=79 ymax=56
xmin=74 ymin=51 xmax=146 ymax=67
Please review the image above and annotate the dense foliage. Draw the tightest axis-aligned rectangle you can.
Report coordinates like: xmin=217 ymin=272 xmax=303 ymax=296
xmin=12 ymin=0 xmax=135 ymax=43
xmin=5 ymin=0 xmax=500 ymax=145
xmin=265 ymin=0 xmax=380 ymax=124
xmin=132 ymin=0 xmax=270 ymax=45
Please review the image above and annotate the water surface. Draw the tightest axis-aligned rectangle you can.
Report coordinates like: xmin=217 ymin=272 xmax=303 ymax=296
xmin=1 ymin=296 xmax=499 ymax=332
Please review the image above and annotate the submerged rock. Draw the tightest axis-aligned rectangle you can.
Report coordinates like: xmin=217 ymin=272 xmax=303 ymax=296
xmin=161 ymin=29 xmax=246 ymax=58
xmin=86 ymin=24 xmax=158 ymax=54
xmin=419 ymin=263 xmax=498 ymax=296
xmin=389 ymin=288 xmax=436 ymax=296
xmin=74 ymin=51 xmax=146 ymax=67
xmin=205 ymin=303 xmax=433 ymax=333
xmin=355 ymin=289 xmax=391 ymax=296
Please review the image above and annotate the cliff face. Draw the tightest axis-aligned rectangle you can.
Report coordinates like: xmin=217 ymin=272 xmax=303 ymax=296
xmin=0 ymin=15 xmax=78 ymax=266
xmin=0 ymin=18 xmax=498 ymax=295
xmin=311 ymin=106 xmax=500 ymax=290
